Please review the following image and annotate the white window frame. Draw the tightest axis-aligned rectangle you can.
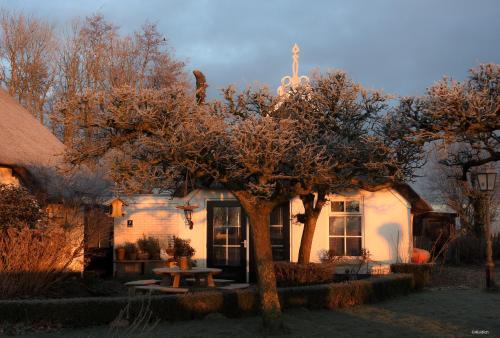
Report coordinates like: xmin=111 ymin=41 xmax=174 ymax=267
xmin=328 ymin=197 xmax=364 ymax=257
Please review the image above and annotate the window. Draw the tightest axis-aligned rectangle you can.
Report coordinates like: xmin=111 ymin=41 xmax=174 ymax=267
xmin=329 ymin=199 xmax=362 ymax=256
xmin=269 ymin=205 xmax=286 ymax=260
xmin=268 ymin=203 xmax=290 ymax=261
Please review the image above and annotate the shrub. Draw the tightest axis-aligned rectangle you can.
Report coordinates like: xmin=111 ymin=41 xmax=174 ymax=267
xmin=274 ymin=262 xmax=336 ymax=287
xmin=0 ymin=225 xmax=84 ymax=299
xmin=172 ymin=237 xmax=195 ymax=258
xmin=0 ymin=184 xmax=43 ymax=229
xmin=445 ymin=234 xmax=485 ymax=264
xmin=390 ymin=263 xmax=434 ymax=290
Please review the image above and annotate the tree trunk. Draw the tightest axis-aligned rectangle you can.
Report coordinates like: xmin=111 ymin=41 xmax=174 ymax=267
xmin=298 ymin=192 xmax=326 ymax=264
xmin=232 ymin=191 xmax=284 ymax=333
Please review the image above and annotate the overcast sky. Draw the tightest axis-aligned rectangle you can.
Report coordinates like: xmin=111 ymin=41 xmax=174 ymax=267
xmin=1 ymin=0 xmax=499 ymax=99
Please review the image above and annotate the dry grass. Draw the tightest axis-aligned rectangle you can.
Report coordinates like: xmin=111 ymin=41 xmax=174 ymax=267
xmin=429 ymin=263 xmax=500 ymax=289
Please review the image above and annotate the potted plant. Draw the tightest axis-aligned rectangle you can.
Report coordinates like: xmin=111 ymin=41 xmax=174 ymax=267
xmin=115 ymin=245 xmax=126 ymax=261
xmin=124 ymin=242 xmax=137 ymax=260
xmin=173 ymin=236 xmax=195 ymax=270
xmin=137 ymin=235 xmax=161 ymax=260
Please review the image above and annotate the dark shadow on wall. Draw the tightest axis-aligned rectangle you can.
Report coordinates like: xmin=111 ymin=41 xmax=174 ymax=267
xmin=378 ymin=223 xmax=404 ymax=263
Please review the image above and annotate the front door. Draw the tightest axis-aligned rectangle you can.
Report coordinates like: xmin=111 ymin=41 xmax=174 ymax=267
xmin=207 ymin=201 xmax=247 ymax=282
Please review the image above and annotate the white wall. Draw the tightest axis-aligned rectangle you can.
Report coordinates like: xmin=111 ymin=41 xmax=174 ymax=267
xmin=290 ymin=189 xmax=412 ymax=265
xmin=114 ymin=190 xmax=236 ymax=267
xmin=115 ymin=188 xmax=412 ymax=271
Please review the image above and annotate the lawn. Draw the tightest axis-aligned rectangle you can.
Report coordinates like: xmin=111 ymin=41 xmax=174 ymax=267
xmin=8 ymin=265 xmax=500 ymax=337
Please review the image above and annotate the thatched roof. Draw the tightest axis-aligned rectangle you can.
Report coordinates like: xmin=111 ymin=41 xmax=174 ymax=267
xmin=0 ymin=90 xmax=65 ymax=169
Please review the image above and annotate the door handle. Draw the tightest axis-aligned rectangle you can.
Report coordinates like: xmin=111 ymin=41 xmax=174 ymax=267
xmin=241 ymin=240 xmax=247 ymax=248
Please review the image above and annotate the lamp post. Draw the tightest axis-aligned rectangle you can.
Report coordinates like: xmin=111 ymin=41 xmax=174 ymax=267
xmin=474 ymin=169 xmax=497 ymax=289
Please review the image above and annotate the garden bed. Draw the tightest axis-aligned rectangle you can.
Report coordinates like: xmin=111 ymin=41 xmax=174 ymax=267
xmin=0 ymin=273 xmax=413 ymax=328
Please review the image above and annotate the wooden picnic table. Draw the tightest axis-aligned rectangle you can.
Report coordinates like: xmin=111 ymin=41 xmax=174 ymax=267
xmin=153 ymin=267 xmax=222 ymax=288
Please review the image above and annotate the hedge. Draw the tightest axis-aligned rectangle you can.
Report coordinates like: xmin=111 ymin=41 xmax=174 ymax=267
xmin=390 ymin=263 xmax=434 ymax=290
xmin=0 ymin=273 xmax=413 ymax=327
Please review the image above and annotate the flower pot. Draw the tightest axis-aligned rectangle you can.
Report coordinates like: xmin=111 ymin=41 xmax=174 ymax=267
xmin=138 ymin=252 xmax=150 ymax=260
xmin=116 ymin=248 xmax=126 ymax=261
xmin=178 ymin=256 xmax=189 ymax=270
xmin=128 ymin=252 xmax=138 ymax=260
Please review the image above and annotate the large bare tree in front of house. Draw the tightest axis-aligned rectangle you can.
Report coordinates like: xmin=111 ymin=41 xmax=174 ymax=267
xmin=397 ymin=64 xmax=499 ymax=287
xmin=0 ymin=9 xmax=57 ymax=125
xmin=270 ymin=71 xmax=424 ymax=263
xmin=64 ymin=78 xmax=333 ymax=331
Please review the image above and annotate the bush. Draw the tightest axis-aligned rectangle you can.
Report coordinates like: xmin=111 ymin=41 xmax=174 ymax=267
xmin=445 ymin=234 xmax=485 ymax=264
xmin=390 ymin=263 xmax=434 ymax=290
xmin=274 ymin=262 xmax=336 ymax=287
xmin=0 ymin=225 xmax=84 ymax=299
xmin=0 ymin=184 xmax=43 ymax=229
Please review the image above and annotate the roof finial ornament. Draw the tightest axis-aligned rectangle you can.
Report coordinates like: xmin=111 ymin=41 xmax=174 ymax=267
xmin=277 ymin=43 xmax=310 ymax=96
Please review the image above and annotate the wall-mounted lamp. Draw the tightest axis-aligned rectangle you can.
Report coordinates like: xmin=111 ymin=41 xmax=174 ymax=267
xmin=176 ymin=202 xmax=199 ymax=229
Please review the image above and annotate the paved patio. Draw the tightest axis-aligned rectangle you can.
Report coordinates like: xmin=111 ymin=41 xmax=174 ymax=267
xmin=20 ymin=287 xmax=500 ymax=337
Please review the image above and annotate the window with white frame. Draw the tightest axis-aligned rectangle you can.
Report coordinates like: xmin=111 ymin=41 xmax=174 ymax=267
xmin=329 ymin=199 xmax=363 ymax=256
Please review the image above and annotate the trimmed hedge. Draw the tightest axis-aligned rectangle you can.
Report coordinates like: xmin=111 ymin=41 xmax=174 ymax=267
xmin=390 ymin=263 xmax=434 ymax=290
xmin=274 ymin=262 xmax=336 ymax=286
xmin=0 ymin=274 xmax=413 ymax=327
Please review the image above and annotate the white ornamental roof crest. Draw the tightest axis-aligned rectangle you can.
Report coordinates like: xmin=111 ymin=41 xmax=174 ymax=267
xmin=277 ymin=43 xmax=310 ymax=96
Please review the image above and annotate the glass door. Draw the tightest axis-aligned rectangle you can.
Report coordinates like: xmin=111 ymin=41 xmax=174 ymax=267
xmin=207 ymin=201 xmax=247 ymax=281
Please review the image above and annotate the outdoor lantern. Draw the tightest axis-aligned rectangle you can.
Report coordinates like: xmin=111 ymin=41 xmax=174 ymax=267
xmin=475 ymin=170 xmax=497 ymax=192
xmin=176 ymin=201 xmax=199 ymax=230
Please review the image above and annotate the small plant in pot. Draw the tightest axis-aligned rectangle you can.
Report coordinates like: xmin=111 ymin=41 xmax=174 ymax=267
xmin=137 ymin=235 xmax=161 ymax=260
xmin=124 ymin=242 xmax=137 ymax=260
xmin=173 ymin=236 xmax=195 ymax=270
xmin=115 ymin=245 xmax=126 ymax=261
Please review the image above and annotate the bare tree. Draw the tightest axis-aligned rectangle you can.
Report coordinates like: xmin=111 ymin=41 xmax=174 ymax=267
xmin=52 ymin=15 xmax=187 ymax=146
xmin=0 ymin=9 xmax=57 ymax=125
xmin=272 ymin=72 xmax=424 ymax=263
xmin=398 ymin=63 xmax=499 ymax=288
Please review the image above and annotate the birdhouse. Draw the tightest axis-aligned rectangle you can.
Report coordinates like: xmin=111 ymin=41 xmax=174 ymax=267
xmin=106 ymin=198 xmax=127 ymax=218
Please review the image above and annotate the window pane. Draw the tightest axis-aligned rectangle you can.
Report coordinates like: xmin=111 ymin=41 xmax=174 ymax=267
xmin=213 ymin=246 xmax=226 ymax=265
xmin=329 ymin=237 xmax=344 ymax=256
xmin=331 ymin=201 xmax=344 ymax=212
xmin=213 ymin=228 xmax=227 ymax=245
xmin=346 ymin=216 xmax=361 ymax=236
xmin=329 ymin=217 xmax=344 ymax=236
xmin=270 ymin=226 xmax=283 ymax=245
xmin=272 ymin=246 xmax=285 ymax=261
xmin=213 ymin=207 xmax=226 ymax=227
xmin=226 ymin=226 xmax=241 ymax=245
xmin=227 ymin=247 xmax=240 ymax=266
xmin=227 ymin=207 xmax=240 ymax=227
xmin=346 ymin=200 xmax=360 ymax=213
xmin=346 ymin=238 xmax=361 ymax=256
xmin=270 ymin=207 xmax=283 ymax=226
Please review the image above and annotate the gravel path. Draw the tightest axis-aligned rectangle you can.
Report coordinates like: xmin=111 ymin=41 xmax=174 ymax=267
xmin=17 ymin=288 xmax=500 ymax=338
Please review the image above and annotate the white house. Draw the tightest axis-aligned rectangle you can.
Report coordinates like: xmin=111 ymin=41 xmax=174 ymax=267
xmin=112 ymin=184 xmax=432 ymax=282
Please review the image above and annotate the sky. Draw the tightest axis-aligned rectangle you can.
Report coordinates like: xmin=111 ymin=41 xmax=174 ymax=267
xmin=1 ymin=0 xmax=499 ymax=99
